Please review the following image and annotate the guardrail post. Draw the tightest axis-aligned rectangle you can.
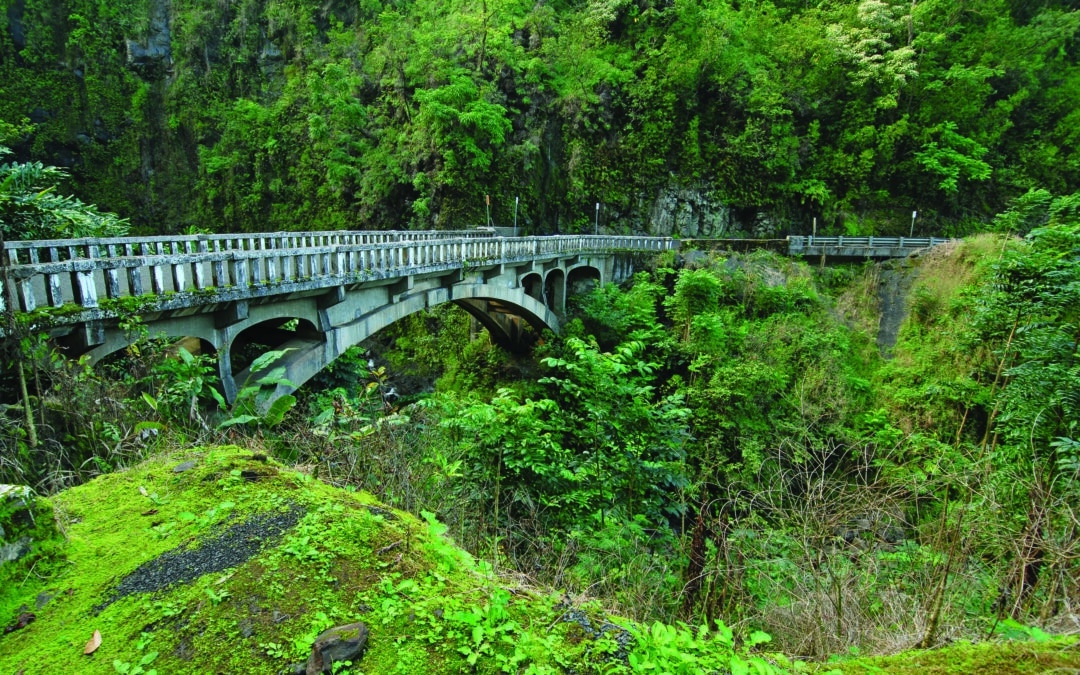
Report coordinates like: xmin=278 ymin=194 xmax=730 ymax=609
xmin=229 ymin=255 xmax=249 ymax=288
xmin=71 ymin=267 xmax=98 ymax=308
xmin=194 ymin=239 xmax=209 ymax=289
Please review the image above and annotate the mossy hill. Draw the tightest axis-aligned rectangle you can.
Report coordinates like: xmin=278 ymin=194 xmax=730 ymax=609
xmin=0 ymin=445 xmax=781 ymax=674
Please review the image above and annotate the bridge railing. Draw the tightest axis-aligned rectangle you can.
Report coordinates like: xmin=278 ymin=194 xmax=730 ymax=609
xmin=786 ymin=236 xmax=953 ymax=249
xmin=2 ymin=234 xmax=675 ymax=315
xmin=1 ymin=229 xmax=496 ymax=266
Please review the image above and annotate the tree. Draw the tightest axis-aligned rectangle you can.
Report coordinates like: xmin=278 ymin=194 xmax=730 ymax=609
xmin=0 ymin=145 xmax=129 ymax=241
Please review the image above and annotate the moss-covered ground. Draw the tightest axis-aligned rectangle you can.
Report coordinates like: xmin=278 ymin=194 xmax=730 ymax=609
xmin=817 ymin=636 xmax=1080 ymax=674
xmin=0 ymin=445 xmax=635 ymax=673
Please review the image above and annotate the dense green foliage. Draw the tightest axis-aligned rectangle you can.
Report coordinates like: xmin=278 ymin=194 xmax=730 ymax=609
xmin=1 ymin=190 xmax=1079 ymax=667
xmin=1 ymin=0 xmax=1078 ymax=234
xmin=1 ymin=124 xmax=128 ymax=239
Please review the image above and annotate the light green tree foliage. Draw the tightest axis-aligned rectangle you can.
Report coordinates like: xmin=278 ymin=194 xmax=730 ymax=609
xmin=567 ymin=272 xmax=671 ymax=360
xmin=915 ymin=121 xmax=992 ymax=194
xmin=826 ymin=0 xmax=917 ymax=98
xmin=0 ymin=145 xmax=129 ymax=240
xmin=978 ymin=194 xmax=1080 ymax=469
xmin=440 ymin=334 xmax=689 ymax=528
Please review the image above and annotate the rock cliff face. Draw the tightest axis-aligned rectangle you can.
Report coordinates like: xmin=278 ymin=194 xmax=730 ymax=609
xmin=644 ymin=183 xmax=732 ymax=238
xmin=875 ymin=258 xmax=919 ymax=355
xmin=124 ymin=0 xmax=172 ymax=81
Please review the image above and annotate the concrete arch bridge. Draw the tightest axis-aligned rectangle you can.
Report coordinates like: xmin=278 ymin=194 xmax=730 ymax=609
xmin=1 ymin=230 xmax=675 ymax=403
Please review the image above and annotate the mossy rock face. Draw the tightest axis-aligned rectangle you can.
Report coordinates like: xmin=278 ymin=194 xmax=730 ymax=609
xmin=0 ymin=485 xmax=61 ymax=607
xmin=0 ymin=446 xmax=624 ymax=674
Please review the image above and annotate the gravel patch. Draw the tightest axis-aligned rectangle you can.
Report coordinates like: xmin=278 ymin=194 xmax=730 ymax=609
xmin=561 ymin=606 xmax=633 ymax=660
xmin=97 ymin=505 xmax=304 ymax=611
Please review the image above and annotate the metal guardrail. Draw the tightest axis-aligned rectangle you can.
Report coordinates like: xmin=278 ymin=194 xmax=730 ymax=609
xmin=1 ymin=233 xmax=676 ymax=316
xmin=786 ymin=236 xmax=953 ymax=249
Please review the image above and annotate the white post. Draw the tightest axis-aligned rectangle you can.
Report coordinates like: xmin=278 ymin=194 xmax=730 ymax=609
xmin=910 ymin=210 xmax=917 ymax=238
xmin=595 ymin=202 xmax=600 ymax=235
xmin=514 ymin=196 xmax=519 ymax=237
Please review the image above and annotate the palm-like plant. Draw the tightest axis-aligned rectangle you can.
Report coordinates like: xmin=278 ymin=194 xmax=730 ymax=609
xmin=0 ymin=145 xmax=129 ymax=241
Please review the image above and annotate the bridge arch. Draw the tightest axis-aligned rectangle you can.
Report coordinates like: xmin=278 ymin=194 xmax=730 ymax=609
xmin=230 ymin=317 xmax=322 ymax=374
xmin=567 ymin=264 xmax=602 ymax=296
xmin=85 ymin=316 xmax=225 ymax=365
xmin=245 ymin=285 xmax=558 ymax=406
xmin=521 ymin=272 xmax=543 ymax=304
xmin=93 ymin=334 xmax=218 ymax=373
xmin=544 ymin=268 xmax=565 ymax=313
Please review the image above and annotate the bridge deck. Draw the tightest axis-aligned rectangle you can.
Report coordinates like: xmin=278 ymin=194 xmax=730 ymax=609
xmin=1 ymin=232 xmax=674 ymax=328
xmin=1 ymin=230 xmax=955 ymax=331
xmin=787 ymin=235 xmax=952 ymax=259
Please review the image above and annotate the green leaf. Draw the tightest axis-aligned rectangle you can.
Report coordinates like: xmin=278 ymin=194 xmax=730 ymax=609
xmin=747 ymin=630 xmax=772 ymax=647
xmin=218 ymin=414 xmax=260 ymax=429
xmin=263 ymin=395 xmax=297 ymax=428
xmin=208 ymin=388 xmax=227 ymax=408
xmin=248 ymin=349 xmax=293 ymax=374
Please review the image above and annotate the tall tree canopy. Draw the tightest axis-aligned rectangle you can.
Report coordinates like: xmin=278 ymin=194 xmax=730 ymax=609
xmin=0 ymin=0 xmax=1077 ymax=235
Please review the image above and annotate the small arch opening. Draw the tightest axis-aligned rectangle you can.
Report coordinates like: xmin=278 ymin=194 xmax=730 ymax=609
xmin=567 ymin=266 xmax=601 ymax=298
xmin=522 ymin=273 xmax=543 ymax=303
xmin=230 ymin=317 xmax=321 ymax=375
xmin=545 ymin=268 xmax=566 ymax=313
xmin=94 ymin=335 xmax=217 ymax=382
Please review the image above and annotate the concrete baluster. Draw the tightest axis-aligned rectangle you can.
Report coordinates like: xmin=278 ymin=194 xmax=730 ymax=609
xmin=104 ymin=254 xmax=122 ymax=301
xmin=230 ymin=254 xmax=250 ymax=288
xmin=17 ymin=271 xmax=37 ymax=311
xmin=266 ymin=237 xmax=280 ymax=283
xmin=334 ymin=248 xmax=345 ymax=277
xmin=319 ymin=249 xmax=330 ymax=278
xmin=45 ymin=247 xmax=65 ymax=306
xmin=193 ymin=239 xmax=209 ymax=290
xmin=172 ymin=246 xmax=188 ymax=292
xmin=71 ymin=244 xmax=99 ymax=308
xmin=148 ymin=243 xmax=166 ymax=294
xmin=123 ymin=243 xmax=143 ymax=296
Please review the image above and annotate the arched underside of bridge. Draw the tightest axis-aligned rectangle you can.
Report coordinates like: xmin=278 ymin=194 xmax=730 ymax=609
xmin=232 ymin=284 xmax=559 ymax=405
xmin=82 ymin=278 xmax=561 ymax=405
